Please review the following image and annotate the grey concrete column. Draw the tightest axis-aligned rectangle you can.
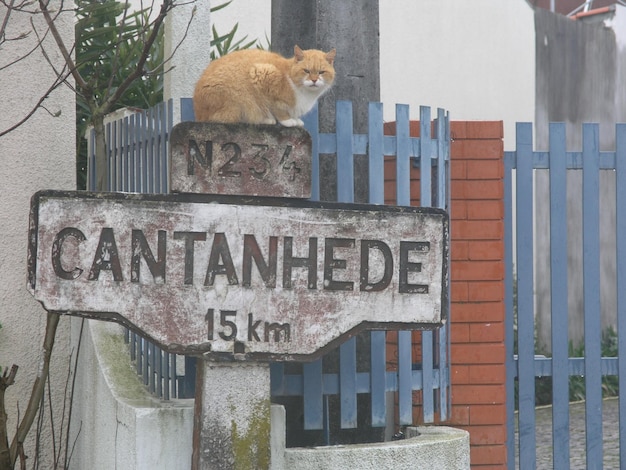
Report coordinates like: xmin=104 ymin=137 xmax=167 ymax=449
xmin=164 ymin=2 xmax=212 ymax=123
xmin=270 ymin=1 xmax=383 ymax=446
xmin=271 ymin=0 xmax=380 ymax=203
xmin=192 ymin=361 xmax=271 ymax=470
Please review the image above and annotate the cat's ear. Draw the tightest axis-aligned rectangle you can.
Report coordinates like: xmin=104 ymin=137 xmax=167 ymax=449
xmin=326 ymin=48 xmax=336 ymax=65
xmin=294 ymin=45 xmax=305 ymax=62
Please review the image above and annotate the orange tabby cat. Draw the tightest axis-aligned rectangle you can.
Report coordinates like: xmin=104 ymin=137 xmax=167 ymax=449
xmin=193 ymin=45 xmax=336 ymax=127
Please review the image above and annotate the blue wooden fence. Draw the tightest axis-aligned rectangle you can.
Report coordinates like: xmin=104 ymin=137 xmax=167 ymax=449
xmin=505 ymin=122 xmax=625 ymax=469
xmin=88 ymin=98 xmax=451 ymax=435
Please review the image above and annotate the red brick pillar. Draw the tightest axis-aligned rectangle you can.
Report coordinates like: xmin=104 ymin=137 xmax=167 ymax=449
xmin=448 ymin=122 xmax=506 ymax=469
xmin=384 ymin=121 xmax=507 ymax=468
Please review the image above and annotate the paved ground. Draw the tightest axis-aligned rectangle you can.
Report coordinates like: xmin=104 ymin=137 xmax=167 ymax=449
xmin=515 ymin=398 xmax=620 ymax=469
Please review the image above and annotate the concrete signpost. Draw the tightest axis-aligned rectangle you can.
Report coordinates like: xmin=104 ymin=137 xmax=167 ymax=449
xmin=27 ymin=123 xmax=449 ymax=469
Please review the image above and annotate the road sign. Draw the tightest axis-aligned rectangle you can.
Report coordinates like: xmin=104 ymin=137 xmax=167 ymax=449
xmin=28 ymin=190 xmax=448 ymax=360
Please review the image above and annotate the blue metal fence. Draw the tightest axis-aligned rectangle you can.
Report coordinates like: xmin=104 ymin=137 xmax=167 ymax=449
xmin=88 ymin=98 xmax=451 ymax=434
xmin=505 ymin=122 xmax=625 ymax=469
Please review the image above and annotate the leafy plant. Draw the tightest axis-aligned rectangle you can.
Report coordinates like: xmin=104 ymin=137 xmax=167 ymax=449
xmin=75 ymin=0 xmax=166 ymax=189
xmin=75 ymin=0 xmax=263 ymax=189
xmin=210 ymin=23 xmax=259 ymax=60
xmin=568 ymin=326 xmax=619 ymax=402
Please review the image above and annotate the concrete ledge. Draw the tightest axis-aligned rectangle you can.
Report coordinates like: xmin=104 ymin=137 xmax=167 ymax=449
xmin=281 ymin=425 xmax=470 ymax=470
xmin=71 ymin=320 xmax=194 ymax=470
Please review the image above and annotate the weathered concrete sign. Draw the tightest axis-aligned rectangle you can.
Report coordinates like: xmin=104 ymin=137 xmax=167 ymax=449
xmin=169 ymin=122 xmax=312 ymax=198
xmin=28 ymin=190 xmax=448 ymax=360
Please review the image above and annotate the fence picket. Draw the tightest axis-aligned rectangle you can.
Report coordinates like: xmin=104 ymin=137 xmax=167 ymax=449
xmin=106 ymin=121 xmax=112 ymax=191
xmin=395 ymin=104 xmax=410 ymax=206
xmin=549 ymin=122 xmax=570 ymax=469
xmin=438 ymin=108 xmax=451 ymax=422
xmin=515 ymin=122 xmax=537 ymax=469
xmin=420 ymin=105 xmax=432 ymax=206
xmin=116 ymin=118 xmax=123 ymax=190
xmin=368 ymin=102 xmax=384 ymax=203
xmin=336 ymin=100 xmax=355 ymax=203
xmin=129 ymin=114 xmax=136 ymax=193
xmin=435 ymin=108 xmax=447 ymax=209
xmin=139 ymin=111 xmax=147 ymax=193
xmin=302 ymin=105 xmax=320 ymax=200
xmin=582 ymin=123 xmax=603 ymax=468
xmin=370 ymin=331 xmax=387 ymax=427
xmin=303 ymin=360 xmax=324 ymax=430
xmin=398 ymin=330 xmax=412 ymax=425
xmin=339 ymin=339 xmax=358 ymax=428
xmin=367 ymin=101 xmax=388 ymax=428
xmin=617 ymin=123 xmax=626 ymax=467
xmin=419 ymin=106 xmax=435 ymax=423
xmin=504 ymin=148 xmax=516 ymax=470
xmin=123 ymin=116 xmax=128 ymax=190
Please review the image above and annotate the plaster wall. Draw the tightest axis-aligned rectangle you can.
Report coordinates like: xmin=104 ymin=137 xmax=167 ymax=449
xmin=0 ymin=1 xmax=75 ymax=466
xmin=379 ymin=0 xmax=535 ymax=148
xmin=533 ymin=7 xmax=626 ymax=349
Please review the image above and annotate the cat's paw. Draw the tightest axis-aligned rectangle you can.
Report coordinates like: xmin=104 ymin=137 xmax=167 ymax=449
xmin=279 ymin=118 xmax=304 ymax=127
xmin=261 ymin=117 xmax=277 ymax=125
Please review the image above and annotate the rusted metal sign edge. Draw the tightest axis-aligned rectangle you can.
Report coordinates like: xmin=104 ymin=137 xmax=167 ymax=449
xmin=27 ymin=190 xmax=449 ymax=361
xmin=28 ymin=189 xmax=449 ymax=214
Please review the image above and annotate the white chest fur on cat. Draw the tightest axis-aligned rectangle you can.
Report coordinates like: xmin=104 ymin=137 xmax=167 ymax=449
xmin=281 ymin=78 xmax=330 ymax=127
xmin=290 ymin=78 xmax=328 ymax=118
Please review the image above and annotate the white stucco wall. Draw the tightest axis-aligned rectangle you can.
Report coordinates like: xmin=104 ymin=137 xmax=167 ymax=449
xmin=379 ymin=0 xmax=536 ymax=147
xmin=0 ymin=1 xmax=76 ymax=466
xmin=210 ymin=0 xmax=272 ymax=50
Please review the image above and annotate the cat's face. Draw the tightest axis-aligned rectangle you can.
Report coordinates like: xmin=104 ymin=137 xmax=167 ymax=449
xmin=290 ymin=47 xmax=336 ymax=93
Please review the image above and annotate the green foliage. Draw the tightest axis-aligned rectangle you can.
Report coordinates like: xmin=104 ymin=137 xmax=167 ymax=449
xmin=517 ymin=326 xmax=620 ymax=409
xmin=567 ymin=326 xmax=619 ymax=402
xmin=210 ymin=23 xmax=259 ymax=60
xmin=208 ymin=0 xmax=264 ymax=59
xmin=74 ymin=0 xmax=262 ymax=189
xmin=75 ymin=0 xmax=164 ymax=189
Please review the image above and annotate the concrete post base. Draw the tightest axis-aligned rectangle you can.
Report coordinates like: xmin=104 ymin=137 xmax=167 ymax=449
xmin=271 ymin=405 xmax=470 ymax=470
xmin=193 ymin=361 xmax=271 ymax=470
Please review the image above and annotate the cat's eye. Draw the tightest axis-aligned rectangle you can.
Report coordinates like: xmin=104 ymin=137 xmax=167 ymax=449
xmin=319 ymin=71 xmax=325 ymax=75
xmin=303 ymin=69 xmax=310 ymax=74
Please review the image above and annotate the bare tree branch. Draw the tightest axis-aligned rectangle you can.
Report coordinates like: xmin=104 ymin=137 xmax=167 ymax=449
xmin=104 ymin=0 xmax=173 ymax=110
xmin=0 ymin=69 xmax=68 ymax=137
xmin=38 ymin=0 xmax=88 ymax=90
xmin=9 ymin=312 xmax=61 ymax=466
xmin=62 ymin=319 xmax=84 ymax=470
xmin=0 ymin=33 xmax=39 ymax=72
xmin=0 ymin=365 xmax=19 ymax=469
xmin=0 ymin=0 xmax=16 ymax=43
xmin=106 ymin=0 xmax=132 ymax=94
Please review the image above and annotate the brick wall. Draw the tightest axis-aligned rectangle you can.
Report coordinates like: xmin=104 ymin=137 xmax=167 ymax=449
xmin=384 ymin=121 xmax=506 ymax=469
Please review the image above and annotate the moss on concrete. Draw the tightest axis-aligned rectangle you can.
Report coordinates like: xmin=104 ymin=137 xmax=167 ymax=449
xmin=95 ymin=330 xmax=153 ymax=404
xmin=231 ymin=399 xmax=271 ymax=469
